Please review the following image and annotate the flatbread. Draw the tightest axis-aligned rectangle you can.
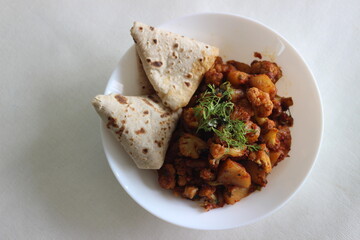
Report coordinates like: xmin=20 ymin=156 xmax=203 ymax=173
xmin=130 ymin=21 xmax=219 ymax=110
xmin=92 ymin=94 xmax=181 ymax=169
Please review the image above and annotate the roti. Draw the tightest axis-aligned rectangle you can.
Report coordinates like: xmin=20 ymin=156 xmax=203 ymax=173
xmin=92 ymin=94 xmax=181 ymax=169
xmin=130 ymin=21 xmax=219 ymax=110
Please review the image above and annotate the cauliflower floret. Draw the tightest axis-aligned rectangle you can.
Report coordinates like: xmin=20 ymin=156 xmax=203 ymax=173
xmin=208 ymin=143 xmax=226 ymax=167
xmin=179 ymin=133 xmax=207 ymax=159
xmin=263 ymin=128 xmax=280 ymax=150
xmin=254 ymin=116 xmax=275 ymax=131
xmin=245 ymin=121 xmax=261 ymax=143
xmin=226 ymin=147 xmax=247 ymax=157
xmin=209 ymin=143 xmax=247 ymax=167
xmin=243 ymin=144 xmax=272 ymax=187
xmin=198 ymin=185 xmax=216 ymax=199
xmin=209 ymin=143 xmax=227 ymax=159
xmin=183 ymin=186 xmax=198 ymax=199
xmin=248 ymin=144 xmax=272 ymax=174
xmin=247 ymin=87 xmax=273 ymax=117
xmin=210 ymin=143 xmax=247 ymax=159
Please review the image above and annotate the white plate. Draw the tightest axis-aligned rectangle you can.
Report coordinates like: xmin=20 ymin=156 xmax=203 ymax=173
xmin=100 ymin=13 xmax=323 ymax=230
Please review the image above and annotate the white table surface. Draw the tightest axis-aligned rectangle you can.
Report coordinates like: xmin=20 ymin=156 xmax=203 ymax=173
xmin=1 ymin=0 xmax=359 ymax=239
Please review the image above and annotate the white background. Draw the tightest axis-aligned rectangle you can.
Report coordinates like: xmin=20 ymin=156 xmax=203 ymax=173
xmin=1 ymin=0 xmax=359 ymax=239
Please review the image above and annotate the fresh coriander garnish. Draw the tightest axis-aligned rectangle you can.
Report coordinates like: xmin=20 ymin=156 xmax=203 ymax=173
xmin=194 ymin=82 xmax=234 ymax=132
xmin=213 ymin=120 xmax=259 ymax=150
xmin=194 ymin=83 xmax=259 ymax=151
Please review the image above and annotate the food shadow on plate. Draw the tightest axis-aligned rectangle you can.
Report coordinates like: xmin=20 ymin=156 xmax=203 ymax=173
xmin=106 ymin=45 xmax=155 ymax=96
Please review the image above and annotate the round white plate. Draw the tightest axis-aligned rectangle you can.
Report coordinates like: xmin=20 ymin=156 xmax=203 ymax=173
xmin=100 ymin=13 xmax=323 ymax=230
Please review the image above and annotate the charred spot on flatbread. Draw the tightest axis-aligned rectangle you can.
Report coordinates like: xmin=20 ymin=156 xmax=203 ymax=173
xmin=185 ymin=73 xmax=192 ymax=79
xmin=135 ymin=128 xmax=146 ymax=135
xmin=142 ymin=148 xmax=148 ymax=154
xmin=106 ymin=117 xmax=119 ymax=129
xmin=173 ymin=43 xmax=179 ymax=48
xmin=116 ymin=126 xmax=125 ymax=137
xmin=155 ymin=140 xmax=162 ymax=148
xmin=153 ymin=39 xmax=157 ymax=44
xmin=184 ymin=81 xmax=190 ymax=87
xmin=115 ymin=95 xmax=128 ymax=104
xmin=143 ymin=110 xmax=149 ymax=115
xmin=151 ymin=61 xmax=163 ymax=67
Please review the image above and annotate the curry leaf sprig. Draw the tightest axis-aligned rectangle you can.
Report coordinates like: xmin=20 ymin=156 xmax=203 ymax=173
xmin=194 ymin=83 xmax=260 ymax=151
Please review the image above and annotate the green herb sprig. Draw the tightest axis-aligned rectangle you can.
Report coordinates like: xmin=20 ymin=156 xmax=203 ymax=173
xmin=194 ymin=83 xmax=259 ymax=151
xmin=194 ymin=83 xmax=234 ymax=132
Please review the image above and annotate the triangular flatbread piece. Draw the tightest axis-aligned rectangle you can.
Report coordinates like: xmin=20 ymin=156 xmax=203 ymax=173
xmin=131 ymin=21 xmax=219 ymax=110
xmin=92 ymin=94 xmax=181 ymax=169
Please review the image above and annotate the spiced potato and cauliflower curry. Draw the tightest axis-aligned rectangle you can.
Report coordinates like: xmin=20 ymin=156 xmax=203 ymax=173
xmin=158 ymin=57 xmax=293 ymax=211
